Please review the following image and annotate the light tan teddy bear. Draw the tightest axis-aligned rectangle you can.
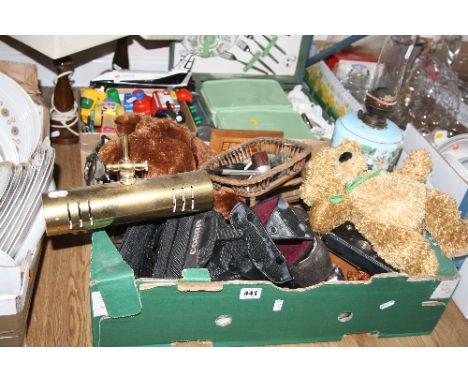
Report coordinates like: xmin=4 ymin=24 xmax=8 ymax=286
xmin=299 ymin=140 xmax=468 ymax=276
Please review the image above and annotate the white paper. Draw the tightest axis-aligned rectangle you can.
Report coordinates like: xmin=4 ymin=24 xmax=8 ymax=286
xmin=273 ymin=299 xmax=284 ymax=312
xmin=430 ymin=279 xmax=460 ymax=300
xmin=91 ymin=291 xmax=108 ymax=317
xmin=379 ymin=300 xmax=395 ymax=310
xmin=239 ymin=288 xmax=262 ymax=300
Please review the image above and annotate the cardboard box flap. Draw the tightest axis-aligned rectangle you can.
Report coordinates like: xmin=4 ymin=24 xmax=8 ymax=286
xmin=180 ymin=268 xmax=211 ymax=283
xmin=91 ymin=230 xmax=142 ymax=318
xmin=0 ymin=60 xmax=40 ymax=95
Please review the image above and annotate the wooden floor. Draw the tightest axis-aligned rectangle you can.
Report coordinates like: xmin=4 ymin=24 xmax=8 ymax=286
xmin=25 ymin=142 xmax=468 ymax=346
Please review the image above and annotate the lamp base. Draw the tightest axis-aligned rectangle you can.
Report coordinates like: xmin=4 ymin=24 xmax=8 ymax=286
xmin=332 ymin=111 xmax=404 ymax=171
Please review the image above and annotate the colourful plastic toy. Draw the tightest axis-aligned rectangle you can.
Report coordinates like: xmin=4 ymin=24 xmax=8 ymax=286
xmin=90 ymin=100 xmax=125 ymax=132
xmin=152 ymin=90 xmax=179 ymax=113
xmin=123 ymin=93 xmax=136 ymax=112
xmin=175 ymin=88 xmax=193 ymax=104
xmin=106 ymin=88 xmax=121 ymax=104
xmin=133 ymin=95 xmax=156 ymax=116
xmin=80 ymin=88 xmax=106 ymax=124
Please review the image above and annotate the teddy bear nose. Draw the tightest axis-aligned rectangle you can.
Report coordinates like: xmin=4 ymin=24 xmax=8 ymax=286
xmin=339 ymin=152 xmax=353 ymax=162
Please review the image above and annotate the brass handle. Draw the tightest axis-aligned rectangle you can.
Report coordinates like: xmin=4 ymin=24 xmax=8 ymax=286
xmin=105 ymin=133 xmax=148 ymax=185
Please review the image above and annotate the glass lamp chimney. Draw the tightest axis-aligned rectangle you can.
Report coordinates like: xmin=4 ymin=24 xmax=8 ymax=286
xmin=360 ymin=35 xmax=418 ymax=128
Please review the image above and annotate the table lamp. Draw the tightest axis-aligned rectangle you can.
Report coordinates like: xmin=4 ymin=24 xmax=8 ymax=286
xmin=332 ymin=35 xmax=417 ymax=170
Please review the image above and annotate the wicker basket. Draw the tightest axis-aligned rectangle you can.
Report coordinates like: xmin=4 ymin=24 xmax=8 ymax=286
xmin=201 ymin=137 xmax=312 ymax=197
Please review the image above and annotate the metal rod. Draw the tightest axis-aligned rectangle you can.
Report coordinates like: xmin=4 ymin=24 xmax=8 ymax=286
xmin=257 ymin=57 xmax=275 ymax=75
xmin=263 ymin=35 xmax=287 ymax=55
xmin=209 ymin=169 xmax=264 ymax=176
xmin=121 ymin=134 xmax=129 ymax=161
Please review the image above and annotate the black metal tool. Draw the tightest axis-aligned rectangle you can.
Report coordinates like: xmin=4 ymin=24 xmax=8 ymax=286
xmin=322 ymin=222 xmax=399 ymax=275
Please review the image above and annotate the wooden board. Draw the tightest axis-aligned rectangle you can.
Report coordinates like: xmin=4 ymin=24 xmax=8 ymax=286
xmin=210 ymin=128 xmax=284 ymax=153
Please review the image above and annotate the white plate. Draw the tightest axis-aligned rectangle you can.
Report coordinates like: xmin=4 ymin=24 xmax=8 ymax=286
xmin=0 ymin=162 xmax=31 ymax=230
xmin=438 ymin=134 xmax=468 ymax=175
xmin=438 ymin=133 xmax=468 ymax=162
xmin=0 ymin=124 xmax=19 ymax=163
xmin=0 ymin=162 xmax=14 ymax=201
xmin=0 ymin=72 xmax=41 ymax=162
xmin=443 ymin=153 xmax=468 ymax=183
xmin=460 ymin=157 xmax=468 ymax=171
xmin=14 ymin=181 xmax=55 ymax=265
xmin=0 ymin=142 xmax=55 ymax=256
xmin=0 ymin=164 xmax=22 ymax=216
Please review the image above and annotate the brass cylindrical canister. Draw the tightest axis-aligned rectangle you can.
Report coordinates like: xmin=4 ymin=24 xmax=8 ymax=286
xmin=42 ymin=170 xmax=213 ymax=236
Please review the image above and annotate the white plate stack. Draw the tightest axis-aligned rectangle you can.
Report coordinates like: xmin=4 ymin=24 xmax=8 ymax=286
xmin=437 ymin=133 xmax=468 ymax=183
xmin=0 ymin=72 xmax=54 ymax=316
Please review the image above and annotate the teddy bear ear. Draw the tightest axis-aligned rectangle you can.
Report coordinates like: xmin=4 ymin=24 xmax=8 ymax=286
xmin=339 ymin=140 xmax=361 ymax=153
xmin=334 ymin=140 xmax=363 ymax=162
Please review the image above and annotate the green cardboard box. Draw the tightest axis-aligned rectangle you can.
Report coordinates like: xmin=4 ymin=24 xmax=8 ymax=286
xmin=84 ymin=38 xmax=461 ymax=347
xmin=90 ymin=227 xmax=459 ymax=347
xmin=83 ymin=126 xmax=460 ymax=347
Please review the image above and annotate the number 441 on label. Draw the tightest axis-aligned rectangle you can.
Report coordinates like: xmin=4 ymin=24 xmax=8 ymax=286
xmin=239 ymin=288 xmax=262 ymax=300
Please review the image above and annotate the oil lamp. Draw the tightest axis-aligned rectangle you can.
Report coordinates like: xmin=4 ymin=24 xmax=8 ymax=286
xmin=332 ymin=36 xmax=418 ymax=170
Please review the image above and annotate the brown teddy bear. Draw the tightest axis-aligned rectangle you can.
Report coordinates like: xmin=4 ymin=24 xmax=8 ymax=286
xmin=97 ymin=113 xmax=241 ymax=218
xmin=98 ymin=113 xmax=216 ymax=177
xmin=299 ymin=140 xmax=468 ymax=276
